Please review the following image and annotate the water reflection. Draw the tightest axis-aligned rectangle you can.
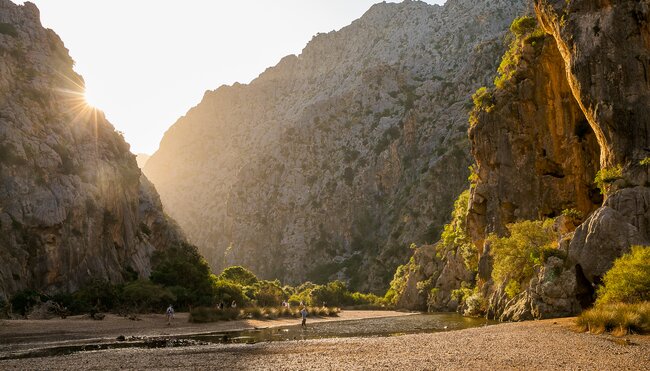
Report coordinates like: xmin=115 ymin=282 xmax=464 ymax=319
xmin=182 ymin=313 xmax=496 ymax=344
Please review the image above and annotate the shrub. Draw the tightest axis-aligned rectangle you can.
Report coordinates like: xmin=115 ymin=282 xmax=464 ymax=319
xmin=509 ymin=16 xmax=537 ymax=36
xmin=493 ymin=16 xmax=545 ymax=90
xmin=310 ymin=280 xmax=348 ymax=307
xmin=505 ymin=279 xmax=521 ymax=299
xmin=121 ymin=280 xmax=176 ymax=312
xmin=71 ymin=279 xmax=119 ymax=313
xmin=464 ymin=291 xmax=488 ymax=317
xmin=577 ymin=302 xmax=650 ymax=336
xmin=440 ymin=190 xmax=477 ymax=272
xmin=253 ymin=280 xmax=284 ymax=307
xmin=218 ymin=266 xmax=258 ymax=286
xmin=596 ymin=246 xmax=650 ymax=305
xmin=490 ymin=219 xmax=557 ymax=288
xmin=385 ymin=262 xmax=411 ymax=305
xmin=213 ymin=280 xmax=247 ymax=308
xmin=594 ymin=165 xmax=623 ymax=194
xmin=640 ymin=157 xmax=650 ymax=166
xmin=561 ymin=208 xmax=583 ymax=221
xmin=10 ymin=289 xmax=42 ymax=317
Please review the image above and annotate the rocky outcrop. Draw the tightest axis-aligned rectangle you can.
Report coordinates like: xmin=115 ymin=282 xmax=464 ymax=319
xmin=145 ymin=0 xmax=527 ymax=292
xmin=0 ymin=0 xmax=184 ymax=299
xmin=536 ymin=0 xmax=650 ymax=285
xmin=464 ymin=0 xmax=650 ymax=319
xmin=467 ymin=26 xmax=601 ymax=255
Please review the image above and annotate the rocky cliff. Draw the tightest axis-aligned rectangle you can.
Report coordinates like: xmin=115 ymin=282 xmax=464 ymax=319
xmin=0 ymin=0 xmax=185 ymax=299
xmin=144 ymin=0 xmax=527 ymax=292
xmin=465 ymin=0 xmax=650 ymax=319
xmin=396 ymin=0 xmax=650 ymax=318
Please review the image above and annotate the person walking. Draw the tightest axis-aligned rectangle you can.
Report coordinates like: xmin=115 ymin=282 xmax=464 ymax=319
xmin=300 ymin=307 xmax=308 ymax=328
xmin=166 ymin=304 xmax=174 ymax=325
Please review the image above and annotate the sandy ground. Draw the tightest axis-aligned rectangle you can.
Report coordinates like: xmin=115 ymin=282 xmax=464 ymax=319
xmin=1 ymin=314 xmax=649 ymax=370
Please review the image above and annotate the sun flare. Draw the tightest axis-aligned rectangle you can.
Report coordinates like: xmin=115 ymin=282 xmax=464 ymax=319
xmin=83 ymin=89 xmax=99 ymax=108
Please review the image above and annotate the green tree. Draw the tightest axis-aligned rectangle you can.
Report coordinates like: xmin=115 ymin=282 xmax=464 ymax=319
xmin=253 ymin=280 xmax=285 ymax=307
xmin=218 ymin=266 xmax=258 ymax=286
xmin=490 ymin=219 xmax=557 ymax=294
xmin=213 ymin=279 xmax=247 ymax=307
xmin=150 ymin=242 xmax=215 ymax=306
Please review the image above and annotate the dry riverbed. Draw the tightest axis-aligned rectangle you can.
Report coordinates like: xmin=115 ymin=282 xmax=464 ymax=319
xmin=0 ymin=312 xmax=648 ymax=370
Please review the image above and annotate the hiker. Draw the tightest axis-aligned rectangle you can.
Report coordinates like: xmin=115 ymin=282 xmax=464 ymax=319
xmin=300 ymin=307 xmax=308 ymax=328
xmin=166 ymin=304 xmax=174 ymax=325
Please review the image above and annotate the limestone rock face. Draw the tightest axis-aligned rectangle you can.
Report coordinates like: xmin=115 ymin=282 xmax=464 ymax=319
xmin=145 ymin=0 xmax=526 ymax=291
xmin=467 ymin=32 xmax=602 ymax=252
xmin=0 ymin=0 xmax=184 ymax=299
xmin=466 ymin=0 xmax=650 ymax=319
xmin=536 ymin=0 xmax=650 ymax=285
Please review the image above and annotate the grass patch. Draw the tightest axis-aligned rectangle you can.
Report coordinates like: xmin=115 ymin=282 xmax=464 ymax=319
xmin=189 ymin=306 xmax=339 ymax=323
xmin=576 ymin=302 xmax=650 ymax=336
xmin=594 ymin=165 xmax=623 ymax=194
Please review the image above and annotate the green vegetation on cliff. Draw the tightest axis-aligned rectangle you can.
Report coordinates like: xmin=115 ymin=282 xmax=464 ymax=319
xmin=493 ymin=16 xmax=545 ymax=89
xmin=489 ymin=219 xmax=560 ymax=298
xmin=578 ymin=246 xmax=650 ymax=335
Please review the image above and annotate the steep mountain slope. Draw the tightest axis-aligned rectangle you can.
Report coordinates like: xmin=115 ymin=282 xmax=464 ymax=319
xmin=396 ymin=0 xmax=650 ymax=319
xmin=0 ymin=0 xmax=185 ymax=299
xmin=145 ymin=0 xmax=527 ymax=291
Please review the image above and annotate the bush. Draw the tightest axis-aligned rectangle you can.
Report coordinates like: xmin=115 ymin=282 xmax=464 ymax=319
xmin=218 ymin=266 xmax=258 ymax=286
xmin=596 ymin=246 xmax=650 ymax=305
xmin=640 ymin=157 xmax=650 ymax=166
xmin=464 ymin=291 xmax=488 ymax=317
xmin=385 ymin=262 xmax=411 ymax=305
xmin=493 ymin=16 xmax=545 ymax=90
xmin=510 ymin=16 xmax=537 ymax=36
xmin=505 ymin=279 xmax=521 ymax=299
xmin=121 ymin=280 xmax=176 ymax=312
xmin=440 ymin=190 xmax=477 ymax=272
xmin=253 ymin=280 xmax=284 ymax=307
xmin=10 ymin=289 xmax=42 ymax=317
xmin=71 ymin=279 xmax=119 ymax=313
xmin=490 ymin=219 xmax=557 ymax=288
xmin=310 ymin=280 xmax=348 ymax=307
xmin=594 ymin=165 xmax=623 ymax=194
xmin=577 ymin=302 xmax=650 ymax=336
xmin=561 ymin=208 xmax=583 ymax=221
xmin=213 ymin=279 xmax=247 ymax=308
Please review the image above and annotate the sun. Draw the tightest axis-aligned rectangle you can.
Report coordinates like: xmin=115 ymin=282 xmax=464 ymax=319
xmin=83 ymin=88 xmax=100 ymax=108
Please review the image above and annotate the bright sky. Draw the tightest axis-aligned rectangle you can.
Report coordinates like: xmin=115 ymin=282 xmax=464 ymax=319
xmin=15 ymin=0 xmax=445 ymax=154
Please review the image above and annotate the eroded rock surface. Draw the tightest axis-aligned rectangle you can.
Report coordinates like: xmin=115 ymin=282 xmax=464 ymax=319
xmin=144 ymin=0 xmax=526 ymax=291
xmin=0 ymin=0 xmax=184 ymax=298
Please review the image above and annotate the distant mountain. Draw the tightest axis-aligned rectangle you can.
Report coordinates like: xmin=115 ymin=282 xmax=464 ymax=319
xmin=136 ymin=153 xmax=150 ymax=169
xmin=144 ymin=0 xmax=527 ymax=291
xmin=0 ymin=0 xmax=185 ymax=298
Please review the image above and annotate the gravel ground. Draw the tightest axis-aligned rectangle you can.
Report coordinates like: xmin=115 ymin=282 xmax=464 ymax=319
xmin=1 ymin=317 xmax=648 ymax=370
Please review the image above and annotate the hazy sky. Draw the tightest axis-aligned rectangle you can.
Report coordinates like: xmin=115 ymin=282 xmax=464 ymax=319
xmin=15 ymin=1 xmax=445 ymax=154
